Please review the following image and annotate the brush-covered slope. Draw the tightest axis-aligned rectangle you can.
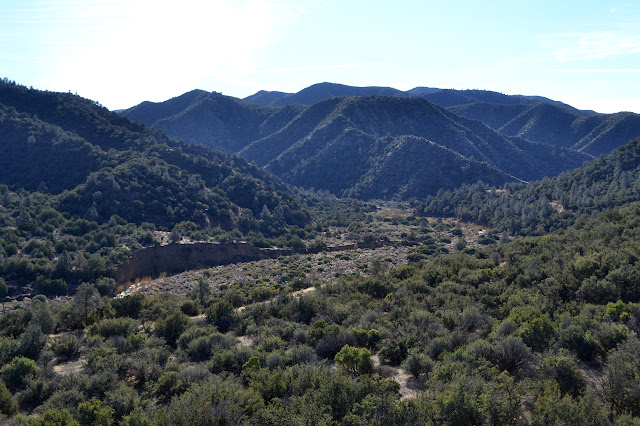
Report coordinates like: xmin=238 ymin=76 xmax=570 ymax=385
xmin=122 ymin=90 xmax=305 ymax=154
xmin=244 ymin=83 xmax=640 ymax=156
xmin=243 ymin=96 xmax=588 ymax=191
xmin=0 ymin=79 xmax=310 ymax=233
xmin=453 ymin=102 xmax=640 ymax=157
xmin=121 ymin=87 xmax=599 ymax=200
xmin=344 ymin=135 xmax=518 ymax=200
xmin=419 ymin=134 xmax=640 ymax=235
xmin=420 ymin=88 xmax=577 ymax=109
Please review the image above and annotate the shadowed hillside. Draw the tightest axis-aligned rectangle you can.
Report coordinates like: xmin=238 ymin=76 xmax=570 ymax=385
xmin=452 ymin=102 xmax=640 ymax=157
xmin=245 ymin=96 xmax=588 ymax=197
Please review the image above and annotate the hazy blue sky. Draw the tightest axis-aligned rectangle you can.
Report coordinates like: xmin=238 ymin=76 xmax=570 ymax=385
xmin=2 ymin=0 xmax=639 ymax=112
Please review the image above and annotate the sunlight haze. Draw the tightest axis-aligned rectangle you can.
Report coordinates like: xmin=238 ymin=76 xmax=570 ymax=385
xmin=2 ymin=0 xmax=639 ymax=113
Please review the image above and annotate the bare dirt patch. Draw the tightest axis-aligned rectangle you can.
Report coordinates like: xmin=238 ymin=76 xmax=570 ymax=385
xmin=118 ymin=204 xmax=489 ymax=300
xmin=372 ymin=354 xmax=418 ymax=400
xmin=53 ymin=358 xmax=86 ymax=376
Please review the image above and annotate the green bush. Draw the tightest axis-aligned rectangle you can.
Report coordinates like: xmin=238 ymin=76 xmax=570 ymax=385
xmin=51 ymin=334 xmax=81 ymax=358
xmin=34 ymin=408 xmax=81 ymax=425
xmin=18 ymin=324 xmax=47 ymax=359
xmin=520 ymin=316 xmax=555 ymax=352
xmin=604 ymin=338 xmax=640 ymax=416
xmin=334 ymin=345 xmax=373 ymax=375
xmin=1 ymin=356 xmax=39 ymax=389
xmin=111 ymin=294 xmax=144 ymax=319
xmin=205 ymin=300 xmax=234 ymax=332
xmin=155 ymin=312 xmax=190 ymax=347
xmin=89 ymin=318 xmax=138 ymax=338
xmin=77 ymin=397 xmax=115 ymax=425
xmin=180 ymin=300 xmax=200 ymax=316
xmin=402 ymin=350 xmax=434 ymax=378
xmin=492 ymin=337 xmax=531 ymax=374
xmin=0 ymin=379 xmax=17 ymax=417
xmin=539 ymin=352 xmax=586 ymax=396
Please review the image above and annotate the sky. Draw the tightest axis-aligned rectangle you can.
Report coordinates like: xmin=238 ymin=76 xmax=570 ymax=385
xmin=1 ymin=0 xmax=640 ymax=113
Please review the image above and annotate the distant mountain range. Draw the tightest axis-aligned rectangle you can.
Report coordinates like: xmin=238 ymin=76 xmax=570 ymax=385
xmin=120 ymin=82 xmax=640 ymax=200
xmin=245 ymin=82 xmax=578 ymax=110
xmin=244 ymin=83 xmax=640 ymax=157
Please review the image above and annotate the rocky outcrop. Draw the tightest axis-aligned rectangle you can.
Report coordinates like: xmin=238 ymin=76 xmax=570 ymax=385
xmin=116 ymin=242 xmax=273 ymax=285
xmin=115 ymin=239 xmax=393 ymax=285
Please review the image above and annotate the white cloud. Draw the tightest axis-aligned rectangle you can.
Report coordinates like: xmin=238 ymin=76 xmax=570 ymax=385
xmin=552 ymin=31 xmax=640 ymax=62
xmin=553 ymin=68 xmax=640 ymax=73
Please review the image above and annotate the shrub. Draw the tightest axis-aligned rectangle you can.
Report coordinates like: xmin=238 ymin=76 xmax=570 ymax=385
xmin=205 ymin=300 xmax=235 ymax=332
xmin=334 ymin=345 xmax=373 ymax=375
xmin=351 ymin=328 xmax=381 ymax=347
xmin=89 ymin=318 xmax=138 ymax=339
xmin=492 ymin=337 xmax=531 ymax=374
xmin=284 ymin=345 xmax=317 ymax=366
xmin=532 ymin=381 xmax=609 ymax=426
xmin=180 ymin=300 xmax=199 ymax=316
xmin=0 ymin=379 xmax=17 ymax=417
xmin=1 ymin=356 xmax=39 ymax=389
xmin=176 ymin=327 xmax=216 ymax=351
xmin=604 ymin=338 xmax=640 ymax=416
xmin=77 ymin=397 xmax=115 ymax=425
xmin=379 ymin=336 xmax=410 ymax=366
xmin=596 ymin=322 xmax=632 ymax=354
xmin=155 ymin=312 xmax=190 ymax=347
xmin=436 ymin=376 xmax=483 ymax=425
xmin=520 ymin=316 xmax=555 ymax=352
xmin=153 ymin=371 xmax=187 ymax=401
xmin=35 ymin=408 xmax=81 ymax=425
xmin=18 ymin=324 xmax=47 ymax=359
xmin=315 ymin=331 xmax=356 ymax=359
xmin=35 ymin=277 xmax=68 ymax=295
xmin=242 ymin=356 xmax=261 ymax=374
xmin=556 ymin=325 xmax=598 ymax=361
xmin=0 ymin=278 xmax=8 ymax=300
xmin=16 ymin=372 xmax=58 ymax=408
xmin=95 ymin=278 xmax=117 ymax=296
xmin=402 ymin=350 xmax=434 ymax=378
xmin=187 ymin=333 xmax=233 ymax=361
xmin=111 ymin=294 xmax=144 ymax=318
xmin=104 ymin=384 xmax=140 ymax=421
xmin=539 ymin=352 xmax=586 ymax=396
xmin=51 ymin=334 xmax=81 ymax=358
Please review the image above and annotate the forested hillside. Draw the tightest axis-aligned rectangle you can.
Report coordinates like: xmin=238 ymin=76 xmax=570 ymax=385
xmin=451 ymin=102 xmax=640 ymax=156
xmin=244 ymin=83 xmax=640 ymax=159
xmin=123 ymin=90 xmax=305 ymax=154
xmin=4 ymin=78 xmax=640 ymax=424
xmin=251 ymin=96 xmax=587 ymax=186
xmin=418 ymin=135 xmax=640 ymax=235
xmin=3 ymin=191 xmax=640 ymax=424
xmin=122 ymin=91 xmax=590 ymax=200
xmin=0 ymin=80 xmax=314 ymax=302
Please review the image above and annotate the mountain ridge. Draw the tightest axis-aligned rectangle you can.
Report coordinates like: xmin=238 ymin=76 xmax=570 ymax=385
xmin=0 ymin=80 xmax=311 ymax=233
xmin=120 ymin=88 xmax=594 ymax=200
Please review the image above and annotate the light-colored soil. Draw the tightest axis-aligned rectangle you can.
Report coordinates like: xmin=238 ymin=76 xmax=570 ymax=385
xmin=118 ymin=245 xmax=412 ymax=298
xmin=372 ymin=354 xmax=418 ymax=400
xmin=118 ymin=211 xmax=489 ymax=300
xmin=236 ymin=335 xmax=254 ymax=347
xmin=53 ymin=358 xmax=86 ymax=376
